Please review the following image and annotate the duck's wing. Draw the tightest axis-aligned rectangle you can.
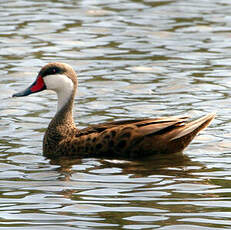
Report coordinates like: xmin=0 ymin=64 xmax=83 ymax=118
xmin=76 ymin=116 xmax=188 ymax=137
xmin=67 ymin=113 xmax=214 ymax=157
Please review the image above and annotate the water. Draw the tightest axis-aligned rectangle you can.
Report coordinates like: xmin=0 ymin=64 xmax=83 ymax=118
xmin=0 ymin=0 xmax=231 ymax=229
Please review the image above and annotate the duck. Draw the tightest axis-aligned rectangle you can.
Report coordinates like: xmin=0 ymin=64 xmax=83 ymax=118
xmin=13 ymin=62 xmax=215 ymax=158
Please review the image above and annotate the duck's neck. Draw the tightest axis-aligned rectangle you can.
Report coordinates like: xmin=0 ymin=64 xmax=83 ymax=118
xmin=56 ymin=85 xmax=74 ymax=115
xmin=43 ymin=87 xmax=77 ymax=155
xmin=48 ymin=87 xmax=77 ymax=135
xmin=55 ymin=91 xmax=76 ymax=126
xmin=42 ymin=73 xmax=77 ymax=129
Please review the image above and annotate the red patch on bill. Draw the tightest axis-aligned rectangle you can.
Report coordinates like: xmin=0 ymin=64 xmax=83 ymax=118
xmin=31 ymin=75 xmax=45 ymax=92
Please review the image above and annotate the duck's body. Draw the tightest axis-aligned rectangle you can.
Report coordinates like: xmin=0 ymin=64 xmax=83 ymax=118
xmin=13 ymin=62 xmax=215 ymax=158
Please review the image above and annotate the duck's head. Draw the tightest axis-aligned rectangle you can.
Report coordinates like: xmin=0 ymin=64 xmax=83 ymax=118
xmin=13 ymin=62 xmax=78 ymax=98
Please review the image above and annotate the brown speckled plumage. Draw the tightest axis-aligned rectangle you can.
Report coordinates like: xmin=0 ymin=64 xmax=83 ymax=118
xmin=13 ymin=62 xmax=215 ymax=158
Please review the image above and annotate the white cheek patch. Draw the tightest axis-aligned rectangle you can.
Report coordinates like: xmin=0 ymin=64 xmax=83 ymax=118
xmin=44 ymin=74 xmax=73 ymax=91
xmin=44 ymin=74 xmax=74 ymax=111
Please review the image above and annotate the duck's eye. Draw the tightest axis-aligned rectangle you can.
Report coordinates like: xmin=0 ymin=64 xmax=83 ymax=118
xmin=42 ymin=66 xmax=63 ymax=77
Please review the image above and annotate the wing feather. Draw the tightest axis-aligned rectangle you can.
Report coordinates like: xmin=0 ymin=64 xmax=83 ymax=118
xmin=76 ymin=116 xmax=188 ymax=137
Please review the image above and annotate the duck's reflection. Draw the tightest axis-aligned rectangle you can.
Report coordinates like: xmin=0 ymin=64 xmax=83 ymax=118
xmin=48 ymin=152 xmax=204 ymax=179
xmin=47 ymin=151 xmax=218 ymax=213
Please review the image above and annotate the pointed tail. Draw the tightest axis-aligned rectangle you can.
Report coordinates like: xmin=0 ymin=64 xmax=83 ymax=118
xmin=170 ymin=113 xmax=215 ymax=141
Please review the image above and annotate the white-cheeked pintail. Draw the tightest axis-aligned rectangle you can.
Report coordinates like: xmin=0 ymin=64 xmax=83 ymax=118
xmin=13 ymin=62 xmax=215 ymax=158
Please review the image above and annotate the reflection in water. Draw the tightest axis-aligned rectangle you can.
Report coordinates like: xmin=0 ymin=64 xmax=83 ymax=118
xmin=50 ymin=153 xmax=199 ymax=179
xmin=0 ymin=0 xmax=230 ymax=229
